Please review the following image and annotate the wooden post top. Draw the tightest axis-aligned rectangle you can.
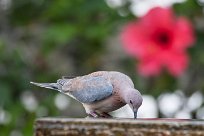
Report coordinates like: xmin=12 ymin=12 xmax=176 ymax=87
xmin=35 ymin=118 xmax=204 ymax=136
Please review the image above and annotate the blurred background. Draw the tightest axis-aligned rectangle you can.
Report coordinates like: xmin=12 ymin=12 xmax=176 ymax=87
xmin=0 ymin=0 xmax=204 ymax=135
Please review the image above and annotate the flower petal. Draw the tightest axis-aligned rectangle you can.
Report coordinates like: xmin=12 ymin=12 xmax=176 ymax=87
xmin=138 ymin=56 xmax=161 ymax=77
xmin=173 ymin=17 xmax=195 ymax=50
xmin=121 ymin=22 xmax=149 ymax=58
xmin=165 ymin=52 xmax=189 ymax=76
xmin=141 ymin=7 xmax=174 ymax=30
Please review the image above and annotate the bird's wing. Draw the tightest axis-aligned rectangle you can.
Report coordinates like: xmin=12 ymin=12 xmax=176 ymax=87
xmin=62 ymin=76 xmax=113 ymax=104
xmin=62 ymin=76 xmax=77 ymax=79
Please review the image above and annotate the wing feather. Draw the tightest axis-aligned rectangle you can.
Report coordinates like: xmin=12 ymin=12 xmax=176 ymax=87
xmin=64 ymin=76 xmax=113 ymax=103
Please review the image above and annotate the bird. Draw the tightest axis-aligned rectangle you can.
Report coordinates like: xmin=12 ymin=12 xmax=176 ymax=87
xmin=30 ymin=71 xmax=143 ymax=118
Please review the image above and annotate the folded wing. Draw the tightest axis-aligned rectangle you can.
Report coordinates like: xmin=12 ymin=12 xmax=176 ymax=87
xmin=63 ymin=76 xmax=113 ymax=103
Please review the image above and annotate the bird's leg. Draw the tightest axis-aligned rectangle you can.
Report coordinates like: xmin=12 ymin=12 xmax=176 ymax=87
xmin=87 ymin=111 xmax=112 ymax=118
xmin=100 ymin=112 xmax=112 ymax=118
xmin=88 ymin=111 xmax=100 ymax=118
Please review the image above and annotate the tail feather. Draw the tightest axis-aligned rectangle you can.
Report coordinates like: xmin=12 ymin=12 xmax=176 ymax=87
xmin=30 ymin=81 xmax=61 ymax=91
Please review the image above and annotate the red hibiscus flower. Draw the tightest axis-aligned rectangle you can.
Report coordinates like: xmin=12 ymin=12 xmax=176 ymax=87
xmin=121 ymin=7 xmax=195 ymax=77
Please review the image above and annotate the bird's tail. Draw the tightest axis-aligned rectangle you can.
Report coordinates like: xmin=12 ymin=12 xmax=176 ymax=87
xmin=30 ymin=81 xmax=61 ymax=91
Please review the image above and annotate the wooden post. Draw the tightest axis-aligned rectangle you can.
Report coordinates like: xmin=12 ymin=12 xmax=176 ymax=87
xmin=35 ymin=118 xmax=204 ymax=136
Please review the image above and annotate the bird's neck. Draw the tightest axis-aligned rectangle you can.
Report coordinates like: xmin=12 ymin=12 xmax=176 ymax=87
xmin=120 ymin=88 xmax=135 ymax=103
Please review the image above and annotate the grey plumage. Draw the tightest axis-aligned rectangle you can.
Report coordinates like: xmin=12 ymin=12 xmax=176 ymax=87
xmin=31 ymin=71 xmax=143 ymax=118
xmin=69 ymin=76 xmax=113 ymax=103
xmin=31 ymin=76 xmax=113 ymax=103
xmin=30 ymin=82 xmax=61 ymax=91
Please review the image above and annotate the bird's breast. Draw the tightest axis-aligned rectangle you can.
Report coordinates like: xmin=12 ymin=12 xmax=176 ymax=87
xmin=83 ymin=92 xmax=125 ymax=113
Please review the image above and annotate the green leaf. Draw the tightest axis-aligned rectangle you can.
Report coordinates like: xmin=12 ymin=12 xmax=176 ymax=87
xmin=43 ymin=24 xmax=77 ymax=44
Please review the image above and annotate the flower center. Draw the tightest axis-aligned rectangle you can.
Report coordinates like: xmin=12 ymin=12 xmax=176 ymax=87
xmin=158 ymin=33 xmax=169 ymax=44
xmin=153 ymin=30 xmax=172 ymax=48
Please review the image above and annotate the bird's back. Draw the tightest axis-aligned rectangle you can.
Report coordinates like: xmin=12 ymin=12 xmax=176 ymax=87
xmin=89 ymin=71 xmax=134 ymax=89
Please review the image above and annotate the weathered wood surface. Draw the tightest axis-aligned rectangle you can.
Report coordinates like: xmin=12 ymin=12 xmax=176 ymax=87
xmin=35 ymin=118 xmax=204 ymax=136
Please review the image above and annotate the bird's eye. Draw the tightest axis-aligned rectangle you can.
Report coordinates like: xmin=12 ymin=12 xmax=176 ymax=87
xmin=130 ymin=100 xmax=133 ymax=104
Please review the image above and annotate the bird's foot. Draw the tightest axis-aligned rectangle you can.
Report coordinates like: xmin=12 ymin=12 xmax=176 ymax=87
xmin=87 ymin=111 xmax=112 ymax=118
xmin=88 ymin=111 xmax=100 ymax=118
xmin=100 ymin=112 xmax=112 ymax=118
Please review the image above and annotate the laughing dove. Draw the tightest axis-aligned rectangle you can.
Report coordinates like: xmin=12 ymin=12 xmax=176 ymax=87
xmin=30 ymin=71 xmax=143 ymax=118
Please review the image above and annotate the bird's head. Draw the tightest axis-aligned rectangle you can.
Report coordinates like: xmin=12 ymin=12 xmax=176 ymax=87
xmin=124 ymin=89 xmax=143 ymax=119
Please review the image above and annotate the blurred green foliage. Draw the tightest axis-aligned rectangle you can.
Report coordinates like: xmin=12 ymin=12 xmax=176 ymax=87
xmin=0 ymin=0 xmax=204 ymax=135
xmin=0 ymin=0 xmax=124 ymax=135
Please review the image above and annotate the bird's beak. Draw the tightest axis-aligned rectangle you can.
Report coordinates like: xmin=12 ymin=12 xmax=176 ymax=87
xmin=134 ymin=110 xmax=138 ymax=119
